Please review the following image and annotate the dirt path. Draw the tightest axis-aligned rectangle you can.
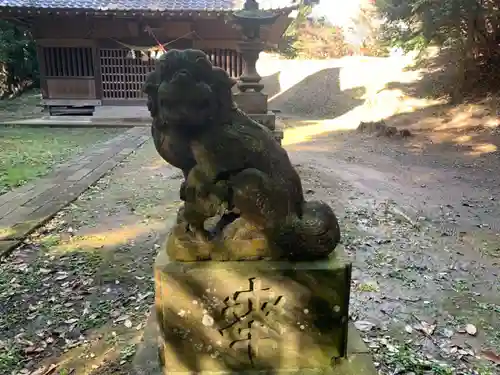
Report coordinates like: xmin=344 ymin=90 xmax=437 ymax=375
xmin=290 ymin=129 xmax=500 ymax=247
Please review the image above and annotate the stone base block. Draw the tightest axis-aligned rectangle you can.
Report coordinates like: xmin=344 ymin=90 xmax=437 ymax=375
xmin=246 ymin=112 xmax=276 ymax=131
xmin=244 ymin=111 xmax=282 ymax=144
xmin=154 ymin=251 xmax=352 ymax=374
xmin=234 ymin=92 xmax=268 ymax=114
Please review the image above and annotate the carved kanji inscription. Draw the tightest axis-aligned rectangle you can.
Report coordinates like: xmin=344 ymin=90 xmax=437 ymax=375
xmin=219 ymin=278 xmax=285 ymax=365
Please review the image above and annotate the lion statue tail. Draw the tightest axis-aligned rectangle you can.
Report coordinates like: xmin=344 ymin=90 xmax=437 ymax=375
xmin=271 ymin=201 xmax=341 ymax=260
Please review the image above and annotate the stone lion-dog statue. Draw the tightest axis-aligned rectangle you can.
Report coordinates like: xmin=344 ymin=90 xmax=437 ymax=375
xmin=143 ymin=49 xmax=341 ymax=261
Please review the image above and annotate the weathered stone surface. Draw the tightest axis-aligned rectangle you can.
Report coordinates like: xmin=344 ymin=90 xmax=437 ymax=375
xmin=242 ymin=113 xmax=283 ymax=144
xmin=273 ymin=130 xmax=284 ymax=144
xmin=154 ymin=250 xmax=352 ymax=373
xmin=165 ymin=217 xmax=284 ymax=261
xmin=234 ymin=92 xmax=268 ymax=114
xmin=165 ymin=223 xmax=213 ymax=261
xmin=135 ymin=314 xmax=377 ymax=375
xmin=145 ymin=49 xmax=341 ymax=262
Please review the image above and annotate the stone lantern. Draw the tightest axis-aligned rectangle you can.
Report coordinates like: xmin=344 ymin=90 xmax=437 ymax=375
xmin=232 ymin=0 xmax=283 ymax=142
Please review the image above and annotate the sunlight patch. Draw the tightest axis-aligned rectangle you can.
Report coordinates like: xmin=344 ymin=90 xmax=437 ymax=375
xmin=467 ymin=143 xmax=497 ymax=156
xmin=50 ymin=225 xmax=151 ymax=253
xmin=282 ymin=107 xmax=365 ymax=146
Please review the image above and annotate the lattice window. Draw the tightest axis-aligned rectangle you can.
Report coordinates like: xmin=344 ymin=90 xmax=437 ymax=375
xmin=205 ymin=49 xmax=243 ymax=78
xmin=100 ymin=48 xmax=155 ymax=100
xmin=99 ymin=48 xmax=243 ymax=100
xmin=42 ymin=47 xmax=94 ymax=77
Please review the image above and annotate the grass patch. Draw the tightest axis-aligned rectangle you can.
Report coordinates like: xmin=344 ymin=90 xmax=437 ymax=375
xmin=0 ymin=89 xmax=42 ymax=122
xmin=0 ymin=345 xmax=23 ymax=374
xmin=0 ymin=127 xmax=122 ymax=194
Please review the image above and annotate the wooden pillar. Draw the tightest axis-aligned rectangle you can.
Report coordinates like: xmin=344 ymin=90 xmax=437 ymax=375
xmin=92 ymin=40 xmax=103 ymax=101
xmin=35 ymin=44 xmax=49 ymax=99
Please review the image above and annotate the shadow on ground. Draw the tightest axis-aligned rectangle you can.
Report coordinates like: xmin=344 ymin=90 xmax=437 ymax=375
xmin=368 ymin=48 xmax=500 ymax=158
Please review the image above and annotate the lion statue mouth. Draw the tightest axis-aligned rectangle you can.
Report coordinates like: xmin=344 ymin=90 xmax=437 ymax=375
xmin=157 ymin=80 xmax=215 ymax=130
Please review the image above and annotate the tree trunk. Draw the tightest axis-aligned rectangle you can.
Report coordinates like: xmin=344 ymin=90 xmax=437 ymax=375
xmin=452 ymin=13 xmax=477 ymax=103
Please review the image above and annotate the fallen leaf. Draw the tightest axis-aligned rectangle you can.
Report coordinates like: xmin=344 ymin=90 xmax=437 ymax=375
xmin=481 ymin=350 xmax=500 ymax=364
xmin=24 ymin=346 xmax=38 ymax=354
xmin=354 ymin=320 xmax=375 ymax=332
xmin=37 ymin=268 xmax=53 ymax=275
xmin=465 ymin=323 xmax=477 ymax=336
xmin=114 ymin=315 xmax=130 ymax=323
xmin=137 ymin=291 xmax=153 ymax=301
xmin=414 ymin=321 xmax=437 ymax=336
xmin=29 ymin=364 xmax=58 ymax=375
xmin=55 ymin=272 xmax=69 ymax=281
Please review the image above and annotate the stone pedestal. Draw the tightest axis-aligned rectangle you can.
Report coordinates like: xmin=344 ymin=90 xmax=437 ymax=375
xmin=234 ymin=92 xmax=268 ymax=114
xmin=233 ymin=39 xmax=282 ymax=143
xmin=154 ymin=250 xmax=352 ymax=374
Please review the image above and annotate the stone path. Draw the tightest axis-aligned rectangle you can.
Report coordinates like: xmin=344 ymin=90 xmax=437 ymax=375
xmin=0 ymin=126 xmax=150 ymax=257
xmin=1 ymin=105 xmax=151 ymax=128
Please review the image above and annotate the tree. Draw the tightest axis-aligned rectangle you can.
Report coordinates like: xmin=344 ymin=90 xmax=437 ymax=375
xmin=375 ymin=0 xmax=500 ymax=101
xmin=278 ymin=0 xmax=348 ymax=59
xmin=279 ymin=0 xmax=314 ymax=58
xmin=349 ymin=0 xmax=386 ymax=55
xmin=0 ymin=20 xmax=38 ymax=98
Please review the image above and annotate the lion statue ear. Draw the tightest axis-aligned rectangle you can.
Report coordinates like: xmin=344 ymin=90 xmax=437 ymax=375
xmin=210 ymin=66 xmax=237 ymax=89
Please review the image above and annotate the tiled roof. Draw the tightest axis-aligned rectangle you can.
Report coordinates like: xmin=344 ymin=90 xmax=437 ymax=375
xmin=0 ymin=0 xmax=296 ymax=11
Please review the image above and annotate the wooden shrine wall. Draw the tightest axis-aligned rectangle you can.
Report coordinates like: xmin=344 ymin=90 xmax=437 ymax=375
xmin=38 ymin=44 xmax=243 ymax=104
xmin=33 ymin=16 xmax=245 ymax=104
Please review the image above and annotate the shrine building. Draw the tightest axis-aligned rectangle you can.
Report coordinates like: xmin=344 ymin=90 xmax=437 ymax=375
xmin=0 ymin=0 xmax=296 ymax=114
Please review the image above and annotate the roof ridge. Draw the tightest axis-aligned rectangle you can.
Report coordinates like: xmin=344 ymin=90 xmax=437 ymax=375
xmin=0 ymin=0 xmax=297 ymax=12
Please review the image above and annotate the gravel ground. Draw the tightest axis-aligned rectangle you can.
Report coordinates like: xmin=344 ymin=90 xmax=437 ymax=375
xmin=288 ymin=131 xmax=500 ymax=375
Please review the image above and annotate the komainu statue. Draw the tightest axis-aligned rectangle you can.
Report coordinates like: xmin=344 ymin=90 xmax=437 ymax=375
xmin=143 ymin=49 xmax=341 ymax=261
